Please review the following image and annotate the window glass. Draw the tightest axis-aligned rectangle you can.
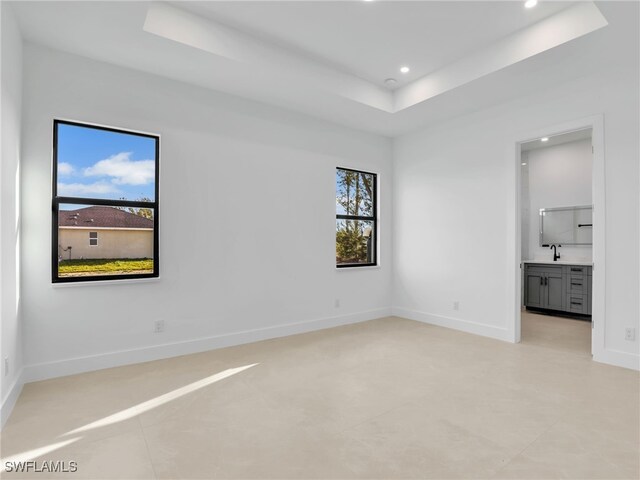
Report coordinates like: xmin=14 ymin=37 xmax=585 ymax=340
xmin=56 ymin=122 xmax=157 ymax=202
xmin=336 ymin=219 xmax=375 ymax=265
xmin=57 ymin=203 xmax=155 ymax=279
xmin=336 ymin=169 xmax=375 ymax=218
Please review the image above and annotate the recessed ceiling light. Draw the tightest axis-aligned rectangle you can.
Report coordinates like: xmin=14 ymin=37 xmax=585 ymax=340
xmin=521 ymin=162 xmax=527 ymax=166
xmin=400 ymin=66 xmax=410 ymax=74
xmin=525 ymin=0 xmax=537 ymax=8
xmin=541 ymin=137 xmax=549 ymax=142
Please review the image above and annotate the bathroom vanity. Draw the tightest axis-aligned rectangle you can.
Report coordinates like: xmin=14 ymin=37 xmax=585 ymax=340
xmin=523 ymin=261 xmax=592 ymax=316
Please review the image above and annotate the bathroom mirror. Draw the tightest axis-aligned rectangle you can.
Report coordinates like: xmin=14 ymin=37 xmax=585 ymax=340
xmin=539 ymin=205 xmax=593 ymax=246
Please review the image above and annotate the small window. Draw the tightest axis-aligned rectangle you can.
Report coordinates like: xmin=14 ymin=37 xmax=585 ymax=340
xmin=53 ymin=120 xmax=159 ymax=282
xmin=336 ymin=167 xmax=377 ymax=267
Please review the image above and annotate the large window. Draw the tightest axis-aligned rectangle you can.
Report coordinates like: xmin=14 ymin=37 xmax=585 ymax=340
xmin=52 ymin=120 xmax=159 ymax=282
xmin=336 ymin=167 xmax=377 ymax=267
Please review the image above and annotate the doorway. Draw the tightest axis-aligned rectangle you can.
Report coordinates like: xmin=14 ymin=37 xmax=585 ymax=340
xmin=511 ymin=115 xmax=605 ymax=360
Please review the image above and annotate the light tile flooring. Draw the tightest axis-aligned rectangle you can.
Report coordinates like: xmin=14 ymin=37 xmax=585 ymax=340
xmin=1 ymin=316 xmax=638 ymax=479
xmin=521 ymin=309 xmax=592 ymax=356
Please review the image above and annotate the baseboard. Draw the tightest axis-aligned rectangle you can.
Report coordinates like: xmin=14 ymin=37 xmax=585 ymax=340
xmin=0 ymin=368 xmax=24 ymax=430
xmin=594 ymin=348 xmax=640 ymax=371
xmin=392 ymin=307 xmax=512 ymax=342
xmin=22 ymin=308 xmax=392 ymax=384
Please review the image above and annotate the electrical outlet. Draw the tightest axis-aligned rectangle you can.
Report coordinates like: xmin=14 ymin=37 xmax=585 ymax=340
xmin=625 ymin=328 xmax=636 ymax=341
xmin=154 ymin=319 xmax=165 ymax=333
xmin=453 ymin=301 xmax=460 ymax=311
xmin=335 ymin=299 xmax=340 ymax=308
xmin=4 ymin=357 xmax=9 ymax=376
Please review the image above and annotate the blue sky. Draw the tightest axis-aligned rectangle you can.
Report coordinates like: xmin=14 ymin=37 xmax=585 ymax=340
xmin=57 ymin=123 xmax=157 ymax=204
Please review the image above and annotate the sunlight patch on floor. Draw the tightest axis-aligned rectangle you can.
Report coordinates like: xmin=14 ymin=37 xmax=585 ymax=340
xmin=1 ymin=437 xmax=81 ymax=472
xmin=63 ymin=363 xmax=259 ymax=436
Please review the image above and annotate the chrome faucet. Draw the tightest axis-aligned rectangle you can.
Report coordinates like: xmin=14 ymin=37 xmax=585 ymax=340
xmin=550 ymin=244 xmax=561 ymax=262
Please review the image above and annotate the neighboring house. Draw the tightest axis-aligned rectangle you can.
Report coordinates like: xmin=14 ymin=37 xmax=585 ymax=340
xmin=58 ymin=206 xmax=153 ymax=260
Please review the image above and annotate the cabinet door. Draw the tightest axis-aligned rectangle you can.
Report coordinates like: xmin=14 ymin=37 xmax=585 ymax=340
xmin=525 ymin=271 xmax=544 ymax=308
xmin=545 ymin=272 xmax=564 ymax=311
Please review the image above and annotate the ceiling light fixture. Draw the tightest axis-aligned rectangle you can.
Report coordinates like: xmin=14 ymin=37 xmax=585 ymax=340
xmin=400 ymin=66 xmax=410 ymax=74
xmin=524 ymin=0 xmax=538 ymax=8
xmin=541 ymin=137 xmax=549 ymax=142
xmin=521 ymin=162 xmax=527 ymax=166
xmin=384 ymin=78 xmax=398 ymax=88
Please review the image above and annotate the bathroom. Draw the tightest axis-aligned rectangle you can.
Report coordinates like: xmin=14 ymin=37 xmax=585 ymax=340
xmin=520 ymin=128 xmax=593 ymax=354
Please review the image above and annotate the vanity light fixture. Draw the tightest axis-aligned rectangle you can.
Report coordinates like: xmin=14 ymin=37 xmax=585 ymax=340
xmin=525 ymin=0 xmax=538 ymax=8
xmin=541 ymin=137 xmax=549 ymax=142
xmin=400 ymin=66 xmax=410 ymax=74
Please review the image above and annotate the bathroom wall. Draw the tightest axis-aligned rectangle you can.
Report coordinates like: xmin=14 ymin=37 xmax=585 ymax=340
xmin=522 ymin=138 xmax=593 ymax=263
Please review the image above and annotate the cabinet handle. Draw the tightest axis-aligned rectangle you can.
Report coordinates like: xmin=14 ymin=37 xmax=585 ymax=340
xmin=571 ymin=282 xmax=582 ymax=286
xmin=540 ymin=277 xmax=543 ymax=285
xmin=571 ymin=268 xmax=583 ymax=272
xmin=571 ymin=301 xmax=582 ymax=306
xmin=544 ymin=276 xmax=548 ymax=286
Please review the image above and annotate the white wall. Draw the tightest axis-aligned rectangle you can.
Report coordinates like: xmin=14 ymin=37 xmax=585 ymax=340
xmin=0 ymin=2 xmax=24 ymax=426
xmin=393 ymin=47 xmax=639 ymax=368
xmin=20 ymin=45 xmax=392 ymax=381
xmin=523 ymin=139 xmax=593 ymax=263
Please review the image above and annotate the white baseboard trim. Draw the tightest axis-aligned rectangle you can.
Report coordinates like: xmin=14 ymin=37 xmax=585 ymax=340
xmin=393 ymin=308 xmax=639 ymax=372
xmin=392 ymin=307 xmax=512 ymax=342
xmin=23 ymin=308 xmax=392 ymax=384
xmin=594 ymin=348 xmax=640 ymax=371
xmin=1 ymin=368 xmax=24 ymax=430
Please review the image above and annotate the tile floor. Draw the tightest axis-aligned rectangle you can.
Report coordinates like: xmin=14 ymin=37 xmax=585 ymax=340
xmin=1 ymin=316 xmax=638 ymax=479
xmin=521 ymin=309 xmax=592 ymax=356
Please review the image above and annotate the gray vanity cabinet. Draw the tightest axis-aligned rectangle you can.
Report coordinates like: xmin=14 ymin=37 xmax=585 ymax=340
xmin=524 ymin=264 xmax=563 ymax=311
xmin=524 ymin=263 xmax=592 ymax=316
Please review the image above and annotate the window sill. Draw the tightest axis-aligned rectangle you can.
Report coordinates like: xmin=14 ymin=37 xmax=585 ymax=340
xmin=52 ymin=276 xmax=161 ymax=288
xmin=336 ymin=265 xmax=381 ymax=271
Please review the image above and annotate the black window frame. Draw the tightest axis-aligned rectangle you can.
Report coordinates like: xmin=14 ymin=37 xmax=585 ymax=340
xmin=336 ymin=167 xmax=378 ymax=268
xmin=52 ymin=119 xmax=160 ymax=283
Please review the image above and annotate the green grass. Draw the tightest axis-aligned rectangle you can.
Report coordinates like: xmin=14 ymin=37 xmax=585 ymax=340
xmin=58 ymin=258 xmax=153 ymax=277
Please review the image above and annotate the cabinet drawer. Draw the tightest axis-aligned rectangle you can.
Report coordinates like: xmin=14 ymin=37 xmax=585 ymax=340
xmin=526 ymin=264 xmax=562 ymax=275
xmin=568 ymin=276 xmax=587 ymax=294
xmin=567 ymin=294 xmax=588 ymax=314
xmin=568 ymin=266 xmax=590 ymax=275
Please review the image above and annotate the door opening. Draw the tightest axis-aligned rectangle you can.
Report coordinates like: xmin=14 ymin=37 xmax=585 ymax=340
xmin=512 ymin=115 xmax=605 ymax=360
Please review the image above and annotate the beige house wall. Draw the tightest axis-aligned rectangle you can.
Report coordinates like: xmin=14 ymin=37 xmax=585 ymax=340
xmin=58 ymin=228 xmax=153 ymax=260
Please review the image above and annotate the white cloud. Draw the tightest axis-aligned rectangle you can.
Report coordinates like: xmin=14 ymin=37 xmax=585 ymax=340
xmin=58 ymin=162 xmax=75 ymax=176
xmin=57 ymin=181 xmax=120 ymax=197
xmin=84 ymin=152 xmax=155 ymax=186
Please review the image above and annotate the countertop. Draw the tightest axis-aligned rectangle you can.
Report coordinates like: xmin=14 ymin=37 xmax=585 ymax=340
xmin=523 ymin=260 xmax=593 ymax=266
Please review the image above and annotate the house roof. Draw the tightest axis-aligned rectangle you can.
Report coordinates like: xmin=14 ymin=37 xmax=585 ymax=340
xmin=59 ymin=206 xmax=154 ymax=229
